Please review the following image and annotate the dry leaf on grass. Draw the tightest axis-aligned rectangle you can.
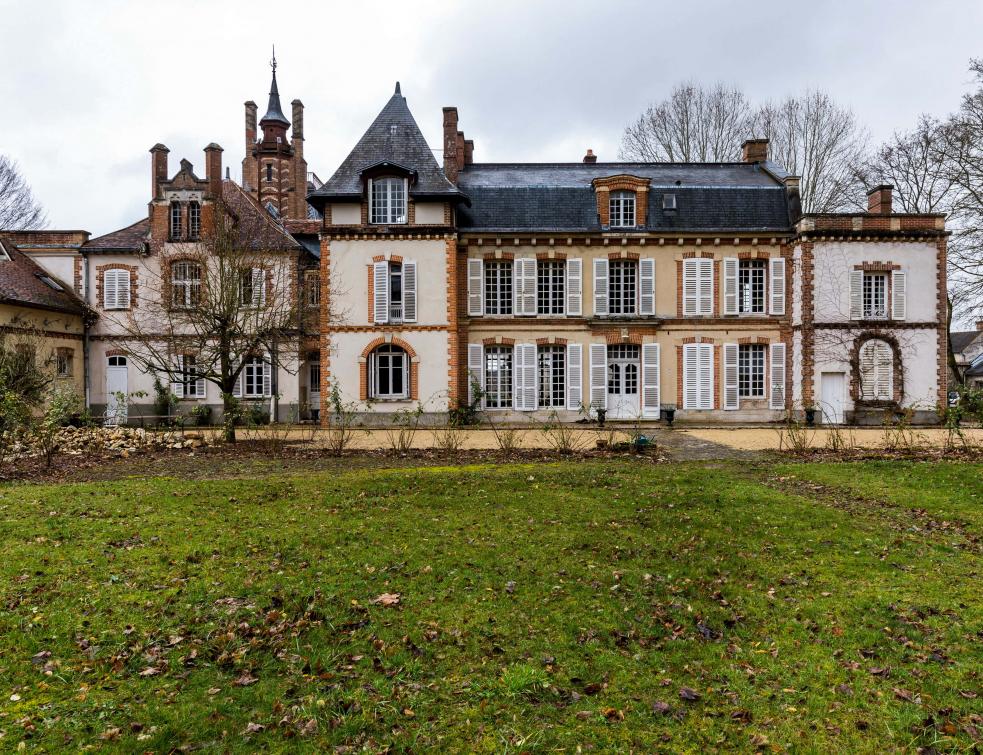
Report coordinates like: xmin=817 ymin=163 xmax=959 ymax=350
xmin=371 ymin=593 xmax=401 ymax=607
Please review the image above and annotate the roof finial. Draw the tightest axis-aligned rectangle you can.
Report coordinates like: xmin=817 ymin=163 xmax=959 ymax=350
xmin=270 ymin=45 xmax=277 ymax=75
xmin=395 ymin=81 xmax=401 ymax=96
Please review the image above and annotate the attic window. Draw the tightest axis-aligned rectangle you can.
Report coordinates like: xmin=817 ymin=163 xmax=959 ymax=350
xmin=663 ymin=193 xmax=677 ymax=211
xmin=609 ymin=191 xmax=636 ymax=228
xmin=37 ymin=274 xmax=64 ymax=291
xmin=370 ymin=177 xmax=407 ymax=224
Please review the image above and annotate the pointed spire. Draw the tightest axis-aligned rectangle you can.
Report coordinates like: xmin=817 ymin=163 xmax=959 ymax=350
xmin=260 ymin=45 xmax=290 ymax=127
xmin=394 ymin=81 xmax=401 ymax=96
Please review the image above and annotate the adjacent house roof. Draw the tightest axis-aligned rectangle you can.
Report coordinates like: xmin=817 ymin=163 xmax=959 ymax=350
xmin=221 ymin=180 xmax=301 ymax=252
xmin=0 ymin=237 xmax=85 ymax=315
xmin=310 ymin=84 xmax=463 ymax=204
xmin=83 ymin=217 xmax=150 ymax=253
xmin=950 ymin=330 xmax=982 ymax=356
xmin=456 ymin=162 xmax=794 ymax=233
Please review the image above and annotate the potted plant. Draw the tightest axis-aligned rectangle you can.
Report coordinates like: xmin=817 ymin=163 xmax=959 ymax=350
xmin=596 ymin=407 xmax=606 ymax=427
xmin=662 ymin=405 xmax=676 ymax=427
xmin=190 ymin=404 xmax=212 ymax=427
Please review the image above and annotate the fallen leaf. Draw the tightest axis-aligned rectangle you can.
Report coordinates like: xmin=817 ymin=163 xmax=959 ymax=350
xmin=138 ymin=666 xmax=161 ymax=677
xmin=731 ymin=709 xmax=753 ymax=723
xmin=207 ymin=687 xmax=221 ymax=695
xmin=372 ymin=593 xmax=401 ymax=607
xmin=244 ymin=722 xmax=265 ymax=734
xmin=893 ymin=687 xmax=920 ymax=704
xmin=652 ymin=701 xmax=672 ymax=716
xmin=234 ymin=674 xmax=258 ymax=687
xmin=505 ymin=581 xmax=516 ymax=594
xmin=960 ymin=690 xmax=978 ymax=699
xmin=679 ymin=687 xmax=701 ymax=702
xmin=402 ymin=708 xmax=415 ymax=717
xmin=602 ymin=707 xmax=624 ymax=721
xmin=575 ymin=710 xmax=592 ymax=720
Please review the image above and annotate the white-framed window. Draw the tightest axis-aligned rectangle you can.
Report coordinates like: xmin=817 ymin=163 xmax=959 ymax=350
xmin=738 ymin=344 xmax=766 ymax=398
xmin=372 ymin=260 xmax=416 ymax=324
xmin=239 ymin=268 xmax=265 ymax=308
xmin=739 ymin=260 xmax=767 ymax=314
xmin=369 ymin=177 xmax=407 ymax=224
xmin=388 ymin=262 xmax=403 ymax=321
xmin=306 ymin=271 xmax=320 ymax=307
xmin=171 ymin=261 xmax=201 ymax=308
xmin=309 ymin=362 xmax=321 ymax=395
xmin=609 ymin=259 xmax=637 ymax=315
xmin=537 ymin=260 xmax=565 ymax=315
xmin=859 ymin=339 xmax=894 ymax=400
xmin=484 ymin=346 xmax=513 ymax=408
xmin=609 ymin=191 xmax=636 ymax=227
xmin=178 ymin=355 xmax=206 ymax=398
xmin=188 ymin=202 xmax=201 ymax=240
xmin=169 ymin=201 xmax=182 ymax=240
xmin=55 ymin=349 xmax=73 ymax=377
xmin=537 ymin=345 xmax=565 ymax=407
xmin=242 ymin=355 xmax=267 ymax=398
xmin=369 ymin=344 xmax=409 ymax=399
xmin=484 ymin=260 xmax=513 ymax=315
xmin=863 ymin=272 xmax=888 ymax=320
xmin=103 ymin=269 xmax=131 ymax=310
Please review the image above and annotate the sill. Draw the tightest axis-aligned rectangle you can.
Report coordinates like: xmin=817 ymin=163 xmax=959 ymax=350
xmin=369 ymin=397 xmax=411 ymax=403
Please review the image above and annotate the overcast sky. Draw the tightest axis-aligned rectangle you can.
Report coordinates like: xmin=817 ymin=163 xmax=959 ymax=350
xmin=3 ymin=0 xmax=983 ymax=236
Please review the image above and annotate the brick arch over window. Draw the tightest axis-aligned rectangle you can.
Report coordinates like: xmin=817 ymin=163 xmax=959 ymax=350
xmin=165 ymin=255 xmax=204 ymax=308
xmin=592 ymin=174 xmax=651 ymax=227
xmin=359 ymin=336 xmax=419 ymax=401
xmin=850 ymin=331 xmax=904 ymax=405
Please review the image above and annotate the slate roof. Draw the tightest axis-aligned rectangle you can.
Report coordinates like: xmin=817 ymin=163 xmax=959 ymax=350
xmin=310 ymin=85 xmax=462 ymax=203
xmin=260 ymin=70 xmax=290 ymax=127
xmin=0 ymin=237 xmax=85 ymax=315
xmin=950 ymin=330 xmax=981 ymax=355
xmin=456 ymin=162 xmax=794 ymax=233
xmin=83 ymin=217 xmax=150 ymax=253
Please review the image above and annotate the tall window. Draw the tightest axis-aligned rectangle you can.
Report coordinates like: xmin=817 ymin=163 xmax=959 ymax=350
xmin=188 ymin=202 xmax=201 ymax=240
xmin=370 ymin=344 xmax=408 ymax=399
xmin=310 ymin=363 xmax=321 ymax=394
xmin=306 ymin=271 xmax=321 ymax=307
xmin=538 ymin=346 xmax=565 ymax=407
xmin=266 ymin=164 xmax=273 ymax=183
xmin=738 ymin=344 xmax=766 ymax=397
xmin=169 ymin=202 xmax=182 ymax=240
xmin=240 ymin=268 xmax=265 ymax=307
xmin=243 ymin=355 xmax=266 ymax=398
xmin=537 ymin=260 xmax=565 ymax=315
xmin=859 ymin=339 xmax=893 ymax=400
xmin=739 ymin=260 xmax=766 ymax=314
xmin=103 ymin=269 xmax=131 ymax=310
xmin=863 ymin=273 xmax=888 ymax=320
xmin=180 ymin=355 xmax=205 ymax=398
xmin=484 ymin=346 xmax=513 ymax=408
xmin=56 ymin=349 xmax=74 ymax=377
xmin=484 ymin=260 xmax=513 ymax=315
xmin=171 ymin=261 xmax=201 ymax=308
xmin=609 ymin=259 xmax=637 ymax=315
xmin=389 ymin=262 xmax=403 ymax=321
xmin=609 ymin=191 xmax=636 ymax=227
xmin=370 ymin=177 xmax=407 ymax=224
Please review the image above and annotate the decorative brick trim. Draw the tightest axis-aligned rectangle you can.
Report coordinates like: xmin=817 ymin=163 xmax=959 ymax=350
xmin=319 ymin=238 xmax=332 ymax=426
xmin=701 ymin=251 xmax=715 ymax=259
xmin=105 ymin=347 xmax=128 ymax=357
xmin=390 ymin=254 xmax=404 ymax=264
xmin=849 ymin=330 xmax=904 ymax=405
xmin=592 ymin=175 xmax=651 ymax=227
xmin=95 ymin=263 xmax=139 ymax=311
xmin=737 ymin=251 xmax=753 ymax=260
xmin=371 ymin=254 xmax=386 ymax=263
xmin=481 ymin=251 xmax=515 ymax=261
xmin=676 ymin=259 xmax=683 ymax=318
xmin=0 ymin=325 xmax=83 ymax=342
xmin=331 ymin=324 xmax=449 ymax=333
xmin=358 ymin=335 xmax=419 ymax=401
xmin=367 ymin=264 xmax=374 ymax=322
xmin=604 ymin=331 xmax=642 ymax=345
xmin=607 ymin=251 xmax=640 ymax=261
xmin=536 ymin=252 xmax=568 ymax=261
xmin=737 ymin=336 xmax=772 ymax=345
xmin=936 ymin=237 xmax=948 ymax=407
xmin=676 ymin=345 xmax=684 ymax=408
xmin=535 ymin=337 xmax=568 ymax=346
xmin=799 ymin=241 xmax=816 ymax=406
xmin=445 ymin=237 xmax=460 ymax=408
xmin=73 ymin=255 xmax=83 ymax=294
xmin=482 ymin=336 xmax=515 ymax=346
xmin=854 ymin=261 xmax=901 ymax=271
xmin=407 ymin=199 xmax=415 ymax=225
xmin=682 ymin=251 xmax=697 ymax=259
xmin=681 ymin=336 xmax=716 ymax=345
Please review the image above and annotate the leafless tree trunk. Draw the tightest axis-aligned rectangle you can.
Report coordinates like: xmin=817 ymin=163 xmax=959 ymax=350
xmin=0 ymin=155 xmax=47 ymax=230
xmin=619 ymin=82 xmax=753 ymax=162
xmin=753 ymin=91 xmax=869 ymax=213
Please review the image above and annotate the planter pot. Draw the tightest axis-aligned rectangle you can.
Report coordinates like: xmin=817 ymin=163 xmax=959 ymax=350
xmin=596 ymin=408 xmax=606 ymax=428
xmin=663 ymin=408 xmax=675 ymax=427
xmin=805 ymin=408 xmax=816 ymax=426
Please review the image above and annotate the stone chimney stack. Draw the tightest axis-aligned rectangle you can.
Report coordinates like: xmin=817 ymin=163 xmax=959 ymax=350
xmin=204 ymin=143 xmax=223 ymax=198
xmin=867 ymin=184 xmax=893 ymax=215
xmin=150 ymin=144 xmax=169 ymax=200
xmin=443 ymin=107 xmax=462 ymax=183
xmin=291 ymin=99 xmax=304 ymax=158
xmin=741 ymin=138 xmax=768 ymax=163
xmin=583 ymin=149 xmax=597 ymax=164
xmin=464 ymin=139 xmax=474 ymax=166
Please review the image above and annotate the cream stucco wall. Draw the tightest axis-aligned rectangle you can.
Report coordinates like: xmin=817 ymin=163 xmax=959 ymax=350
xmin=331 ymin=203 xmax=361 ymax=225
xmin=414 ymin=202 xmax=445 ymax=224
xmin=0 ymin=303 xmax=85 ymax=396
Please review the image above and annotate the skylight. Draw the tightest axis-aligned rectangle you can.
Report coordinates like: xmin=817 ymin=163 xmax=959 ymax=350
xmin=0 ymin=240 xmax=10 ymax=261
xmin=37 ymin=274 xmax=64 ymax=291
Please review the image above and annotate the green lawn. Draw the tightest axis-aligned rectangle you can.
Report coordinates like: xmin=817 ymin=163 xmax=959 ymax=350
xmin=0 ymin=460 xmax=980 ymax=752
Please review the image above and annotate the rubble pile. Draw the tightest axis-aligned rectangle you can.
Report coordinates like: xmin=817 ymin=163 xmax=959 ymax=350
xmin=12 ymin=426 xmax=214 ymax=460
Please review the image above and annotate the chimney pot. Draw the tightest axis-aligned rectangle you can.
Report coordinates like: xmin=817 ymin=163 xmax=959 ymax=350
xmin=867 ymin=184 xmax=893 ymax=215
xmin=583 ymin=149 xmax=597 ymax=164
xmin=741 ymin=139 xmax=768 ymax=163
xmin=150 ymin=143 xmax=170 ymax=201
xmin=204 ymin=143 xmax=224 ymax=198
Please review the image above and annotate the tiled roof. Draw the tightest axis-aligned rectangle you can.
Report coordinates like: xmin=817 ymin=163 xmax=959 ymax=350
xmin=310 ymin=86 xmax=462 ymax=202
xmin=83 ymin=217 xmax=150 ymax=253
xmin=221 ymin=181 xmax=302 ymax=252
xmin=0 ymin=237 xmax=85 ymax=315
xmin=951 ymin=330 xmax=982 ymax=355
xmin=456 ymin=162 xmax=793 ymax=233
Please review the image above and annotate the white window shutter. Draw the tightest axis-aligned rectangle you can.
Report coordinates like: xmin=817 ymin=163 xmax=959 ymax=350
xmin=403 ymin=261 xmax=417 ymax=322
xmin=566 ymin=258 xmax=582 ymax=316
xmin=194 ymin=367 xmax=205 ymax=399
xmin=849 ymin=270 xmax=864 ymax=320
xmin=723 ymin=343 xmax=739 ymax=410
xmin=512 ymin=262 xmax=522 ymax=316
xmin=683 ymin=345 xmax=697 ymax=409
xmin=171 ymin=356 xmax=184 ymax=399
xmin=566 ymin=343 xmax=583 ymax=410
xmin=512 ymin=343 xmax=536 ymax=411
xmin=875 ymin=342 xmax=892 ymax=399
xmin=769 ymin=258 xmax=786 ymax=315
xmin=467 ymin=343 xmax=484 ymax=405
xmin=698 ymin=343 xmax=714 ymax=409
xmin=723 ymin=258 xmax=739 ymax=315
xmin=522 ymin=259 xmax=536 ymax=316
xmin=103 ymin=270 xmax=117 ymax=309
xmin=593 ymin=259 xmax=608 ymax=316
xmin=891 ymin=270 xmax=906 ymax=320
xmin=698 ymin=259 xmax=714 ymax=315
xmin=641 ymin=343 xmax=660 ymax=418
xmin=467 ymin=258 xmax=483 ymax=316
xmin=232 ymin=368 xmax=242 ymax=398
xmin=373 ymin=261 xmax=389 ymax=324
xmin=639 ymin=258 xmax=655 ymax=315
xmin=589 ymin=343 xmax=607 ymax=409
xmin=252 ymin=268 xmax=265 ymax=307
xmin=770 ymin=342 xmax=787 ymax=409
xmin=263 ymin=359 xmax=272 ymax=398
xmin=682 ymin=259 xmax=698 ymax=316
xmin=118 ymin=271 xmax=131 ymax=309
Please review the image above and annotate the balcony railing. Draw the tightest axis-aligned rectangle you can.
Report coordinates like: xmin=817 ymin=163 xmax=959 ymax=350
xmin=389 ymin=304 xmax=403 ymax=322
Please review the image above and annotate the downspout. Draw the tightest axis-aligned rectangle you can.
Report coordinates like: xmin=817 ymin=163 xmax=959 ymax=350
xmin=82 ymin=251 xmax=91 ymax=409
xmin=271 ymin=334 xmax=279 ymax=422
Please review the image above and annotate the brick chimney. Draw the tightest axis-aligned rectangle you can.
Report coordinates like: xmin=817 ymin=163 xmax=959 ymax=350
xmin=741 ymin=138 xmax=768 ymax=163
xmin=867 ymin=184 xmax=893 ymax=215
xmin=150 ymin=144 xmax=169 ymax=200
xmin=442 ymin=107 xmax=463 ymax=183
xmin=464 ymin=139 xmax=474 ymax=166
xmin=583 ymin=149 xmax=597 ymax=164
xmin=204 ymin=143 xmax=223 ymax=198
xmin=291 ymin=99 xmax=304 ymax=155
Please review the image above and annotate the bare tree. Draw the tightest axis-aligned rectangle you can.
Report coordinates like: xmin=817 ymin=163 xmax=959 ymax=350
xmin=753 ymin=91 xmax=869 ymax=213
xmin=107 ymin=196 xmax=301 ymax=443
xmin=0 ymin=155 xmax=47 ymax=230
xmin=619 ymin=82 xmax=753 ymax=162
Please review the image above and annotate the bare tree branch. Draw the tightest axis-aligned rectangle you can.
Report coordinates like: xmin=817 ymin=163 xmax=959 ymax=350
xmin=0 ymin=155 xmax=47 ymax=231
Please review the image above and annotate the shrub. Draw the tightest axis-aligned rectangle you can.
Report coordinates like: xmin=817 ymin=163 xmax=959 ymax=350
xmin=324 ymin=383 xmax=363 ymax=457
xmin=385 ymin=405 xmax=424 ymax=454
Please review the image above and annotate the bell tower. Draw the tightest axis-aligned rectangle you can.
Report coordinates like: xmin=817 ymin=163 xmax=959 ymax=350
xmin=241 ymin=48 xmax=308 ymax=220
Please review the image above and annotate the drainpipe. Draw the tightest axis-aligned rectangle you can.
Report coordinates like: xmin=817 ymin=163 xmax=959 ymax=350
xmin=82 ymin=252 xmax=91 ymax=409
xmin=271 ymin=334 xmax=279 ymax=422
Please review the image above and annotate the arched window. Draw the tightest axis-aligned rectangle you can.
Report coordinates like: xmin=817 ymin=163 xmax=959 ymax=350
xmin=187 ymin=202 xmax=201 ymax=240
xmin=609 ymin=190 xmax=636 ymax=227
xmin=369 ymin=344 xmax=409 ymax=399
xmin=370 ymin=177 xmax=407 ymax=224
xmin=171 ymin=261 xmax=202 ymax=308
xmin=169 ymin=201 xmax=183 ymax=240
xmin=858 ymin=339 xmax=894 ymax=400
xmin=266 ymin=163 xmax=273 ymax=183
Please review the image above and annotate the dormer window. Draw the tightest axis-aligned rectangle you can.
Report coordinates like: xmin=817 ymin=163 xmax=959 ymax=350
xmin=370 ymin=177 xmax=407 ymax=224
xmin=169 ymin=201 xmax=182 ymax=240
xmin=188 ymin=202 xmax=201 ymax=240
xmin=609 ymin=191 xmax=636 ymax=228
